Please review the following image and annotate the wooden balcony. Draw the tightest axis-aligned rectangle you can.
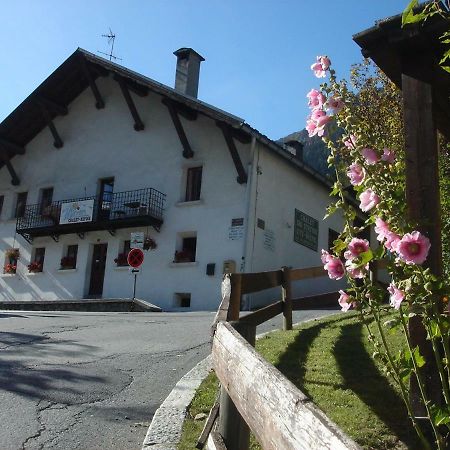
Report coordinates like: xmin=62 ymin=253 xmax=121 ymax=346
xmin=16 ymin=187 xmax=166 ymax=243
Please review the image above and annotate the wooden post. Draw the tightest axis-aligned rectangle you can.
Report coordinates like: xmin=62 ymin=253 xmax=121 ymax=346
xmin=402 ymin=71 xmax=442 ymax=413
xmin=281 ymin=266 xmax=293 ymax=330
xmin=218 ymin=321 xmax=256 ymax=450
xmin=229 ymin=273 xmax=242 ymax=321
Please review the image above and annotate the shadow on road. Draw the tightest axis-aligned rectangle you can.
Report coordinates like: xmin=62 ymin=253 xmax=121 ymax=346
xmin=0 ymin=331 xmax=105 ymax=400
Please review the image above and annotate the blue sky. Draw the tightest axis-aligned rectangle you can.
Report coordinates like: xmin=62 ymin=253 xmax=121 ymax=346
xmin=0 ymin=1 xmax=407 ymax=140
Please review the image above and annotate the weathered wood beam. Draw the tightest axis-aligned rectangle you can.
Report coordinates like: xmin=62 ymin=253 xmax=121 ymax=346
xmin=115 ymin=76 xmax=145 ymax=131
xmin=78 ymin=55 xmax=105 ymax=109
xmin=37 ymin=97 xmax=68 ymax=116
xmin=1 ymin=158 xmax=20 ymax=186
xmin=0 ymin=138 xmax=25 ymax=155
xmin=231 ymin=127 xmax=252 ymax=144
xmin=216 ymin=122 xmax=248 ymax=184
xmin=36 ymin=102 xmax=64 ymax=148
xmin=402 ymin=70 xmax=442 ymax=413
xmin=162 ymin=98 xmax=194 ymax=158
xmin=169 ymin=100 xmax=198 ymax=121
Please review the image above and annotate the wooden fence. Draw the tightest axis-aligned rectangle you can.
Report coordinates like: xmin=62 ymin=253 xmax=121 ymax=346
xmin=199 ymin=266 xmax=361 ymax=450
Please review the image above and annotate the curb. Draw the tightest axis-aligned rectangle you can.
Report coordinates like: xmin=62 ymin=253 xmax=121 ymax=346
xmin=142 ymin=355 xmax=212 ymax=450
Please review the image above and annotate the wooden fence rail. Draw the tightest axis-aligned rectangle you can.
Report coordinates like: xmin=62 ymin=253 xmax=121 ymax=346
xmin=211 ymin=322 xmax=361 ymax=450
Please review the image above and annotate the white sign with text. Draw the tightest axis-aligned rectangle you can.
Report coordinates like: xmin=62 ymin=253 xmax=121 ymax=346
xmin=59 ymin=199 xmax=94 ymax=225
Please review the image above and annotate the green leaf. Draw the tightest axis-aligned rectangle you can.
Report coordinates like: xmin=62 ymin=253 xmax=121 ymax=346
xmin=332 ymin=239 xmax=347 ymax=253
xmin=402 ymin=0 xmax=424 ymax=25
xmin=358 ymin=248 xmax=373 ymax=266
xmin=430 ymin=405 xmax=450 ymax=427
xmin=412 ymin=346 xmax=426 ymax=368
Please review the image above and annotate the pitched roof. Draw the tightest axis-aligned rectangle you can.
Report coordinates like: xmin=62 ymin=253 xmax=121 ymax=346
xmin=0 ymin=48 xmax=331 ymax=188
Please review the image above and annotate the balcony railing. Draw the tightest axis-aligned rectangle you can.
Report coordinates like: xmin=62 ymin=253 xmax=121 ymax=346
xmin=16 ymin=187 xmax=166 ymax=242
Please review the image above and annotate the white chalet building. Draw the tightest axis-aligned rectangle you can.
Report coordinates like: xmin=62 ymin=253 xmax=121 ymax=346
xmin=0 ymin=48 xmax=345 ymax=310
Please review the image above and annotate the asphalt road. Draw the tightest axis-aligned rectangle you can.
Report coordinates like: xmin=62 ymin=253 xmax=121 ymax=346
xmin=0 ymin=308 xmax=337 ymax=450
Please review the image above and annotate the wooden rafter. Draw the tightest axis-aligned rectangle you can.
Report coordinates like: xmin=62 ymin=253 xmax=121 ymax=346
xmin=78 ymin=55 xmax=105 ymax=109
xmin=115 ymin=75 xmax=145 ymax=131
xmin=216 ymin=122 xmax=248 ymax=184
xmin=36 ymin=101 xmax=64 ymax=148
xmin=162 ymin=98 xmax=194 ymax=158
xmin=0 ymin=156 xmax=20 ymax=186
xmin=113 ymin=75 xmax=149 ymax=97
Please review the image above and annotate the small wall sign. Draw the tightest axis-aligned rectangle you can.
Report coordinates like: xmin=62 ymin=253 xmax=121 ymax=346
xmin=263 ymin=229 xmax=275 ymax=252
xmin=130 ymin=232 xmax=144 ymax=249
xmin=229 ymin=218 xmax=244 ymax=240
xmin=294 ymin=209 xmax=319 ymax=251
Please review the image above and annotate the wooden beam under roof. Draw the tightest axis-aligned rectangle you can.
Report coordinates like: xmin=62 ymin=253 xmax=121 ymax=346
xmin=78 ymin=54 xmax=105 ymax=109
xmin=35 ymin=101 xmax=64 ymax=148
xmin=113 ymin=75 xmax=149 ymax=97
xmin=216 ymin=121 xmax=248 ymax=184
xmin=0 ymin=154 xmax=20 ymax=186
xmin=162 ymin=98 xmax=194 ymax=158
xmin=115 ymin=75 xmax=145 ymax=131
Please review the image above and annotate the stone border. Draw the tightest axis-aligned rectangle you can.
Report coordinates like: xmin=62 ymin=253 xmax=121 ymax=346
xmin=142 ymin=355 xmax=212 ymax=450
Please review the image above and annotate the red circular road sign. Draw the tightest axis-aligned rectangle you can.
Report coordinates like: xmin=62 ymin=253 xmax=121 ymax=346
xmin=127 ymin=248 xmax=144 ymax=268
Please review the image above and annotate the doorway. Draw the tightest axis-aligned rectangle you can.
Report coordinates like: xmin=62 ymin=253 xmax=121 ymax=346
xmin=88 ymin=244 xmax=108 ymax=297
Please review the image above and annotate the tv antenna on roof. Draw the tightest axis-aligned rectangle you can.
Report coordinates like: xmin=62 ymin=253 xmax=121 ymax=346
xmin=98 ymin=28 xmax=122 ymax=62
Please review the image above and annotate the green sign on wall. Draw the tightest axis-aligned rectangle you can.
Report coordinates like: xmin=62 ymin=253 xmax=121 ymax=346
xmin=294 ymin=209 xmax=319 ymax=251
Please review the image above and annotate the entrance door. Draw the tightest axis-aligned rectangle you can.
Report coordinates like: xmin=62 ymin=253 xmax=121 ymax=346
xmin=88 ymin=244 xmax=108 ymax=297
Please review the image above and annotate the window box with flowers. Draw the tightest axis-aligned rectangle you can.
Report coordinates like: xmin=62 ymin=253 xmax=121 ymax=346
xmin=60 ymin=256 xmax=76 ymax=270
xmin=28 ymin=261 xmax=43 ymax=273
xmin=114 ymin=253 xmax=129 ymax=267
xmin=4 ymin=263 xmax=17 ymax=274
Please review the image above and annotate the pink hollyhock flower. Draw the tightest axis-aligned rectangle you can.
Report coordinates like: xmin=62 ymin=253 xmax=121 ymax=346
xmin=361 ymin=148 xmax=379 ymax=165
xmin=385 ymin=231 xmax=401 ymax=252
xmin=311 ymin=109 xmax=326 ymax=121
xmin=359 ymin=189 xmax=380 ymax=212
xmin=396 ymin=231 xmax=431 ymax=265
xmin=381 ymin=148 xmax=396 ymax=164
xmin=338 ymin=290 xmax=355 ymax=312
xmin=344 ymin=135 xmax=358 ymax=149
xmin=315 ymin=114 xmax=332 ymax=128
xmin=321 ymin=250 xmax=345 ymax=280
xmin=311 ymin=55 xmax=331 ymax=78
xmin=326 ymin=96 xmax=344 ymax=115
xmin=347 ymin=163 xmax=365 ymax=186
xmin=374 ymin=218 xmax=390 ymax=242
xmin=345 ymin=259 xmax=368 ymax=279
xmin=388 ymin=283 xmax=405 ymax=309
xmin=307 ymin=89 xmax=326 ymax=109
xmin=306 ymin=119 xmax=318 ymax=137
xmin=344 ymin=238 xmax=370 ymax=260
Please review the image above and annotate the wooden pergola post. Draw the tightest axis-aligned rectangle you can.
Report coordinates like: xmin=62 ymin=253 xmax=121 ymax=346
xmin=402 ymin=66 xmax=443 ymax=414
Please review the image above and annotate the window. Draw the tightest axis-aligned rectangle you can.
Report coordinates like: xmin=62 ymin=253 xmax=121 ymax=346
xmin=4 ymin=248 xmax=19 ymax=274
xmin=174 ymin=235 xmax=197 ymax=263
xmin=328 ymin=228 xmax=339 ymax=252
xmin=185 ymin=167 xmax=202 ymax=202
xmin=99 ymin=178 xmax=114 ymax=219
xmin=39 ymin=187 xmax=54 ymax=214
xmin=0 ymin=195 xmax=4 ymax=218
xmin=61 ymin=245 xmax=78 ymax=269
xmin=15 ymin=192 xmax=28 ymax=218
xmin=29 ymin=247 xmax=45 ymax=273
xmin=175 ymin=293 xmax=191 ymax=308
xmin=354 ymin=217 xmax=371 ymax=243
xmin=115 ymin=240 xmax=131 ymax=266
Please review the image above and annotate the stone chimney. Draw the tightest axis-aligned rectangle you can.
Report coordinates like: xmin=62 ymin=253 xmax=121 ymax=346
xmin=173 ymin=48 xmax=205 ymax=98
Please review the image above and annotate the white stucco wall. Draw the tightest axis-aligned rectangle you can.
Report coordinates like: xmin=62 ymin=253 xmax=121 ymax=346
xmin=0 ymin=74 xmax=251 ymax=310
xmin=243 ymin=143 xmax=346 ymax=308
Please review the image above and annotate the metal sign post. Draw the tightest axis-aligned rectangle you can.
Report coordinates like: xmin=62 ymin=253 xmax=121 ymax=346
xmin=127 ymin=249 xmax=144 ymax=301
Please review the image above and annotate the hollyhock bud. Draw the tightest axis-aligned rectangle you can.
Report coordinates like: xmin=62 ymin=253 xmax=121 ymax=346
xmin=387 ymin=283 xmax=405 ymax=309
xmin=338 ymin=290 xmax=355 ymax=312
xmin=361 ymin=148 xmax=379 ymax=165
xmin=359 ymin=189 xmax=380 ymax=212
xmin=347 ymin=163 xmax=365 ymax=186
xmin=344 ymin=238 xmax=370 ymax=260
xmin=381 ymin=148 xmax=396 ymax=164
xmin=326 ymin=96 xmax=344 ymax=115
xmin=396 ymin=231 xmax=431 ymax=265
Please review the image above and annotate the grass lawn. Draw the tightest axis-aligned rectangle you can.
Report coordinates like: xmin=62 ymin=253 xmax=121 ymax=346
xmin=178 ymin=311 xmax=422 ymax=450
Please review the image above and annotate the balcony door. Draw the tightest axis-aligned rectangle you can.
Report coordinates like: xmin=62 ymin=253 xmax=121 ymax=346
xmin=88 ymin=243 xmax=108 ymax=297
xmin=98 ymin=178 xmax=114 ymax=220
